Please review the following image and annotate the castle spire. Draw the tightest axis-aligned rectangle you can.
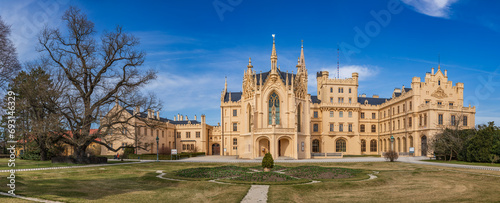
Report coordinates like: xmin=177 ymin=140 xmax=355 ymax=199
xmin=224 ymin=76 xmax=227 ymax=90
xmin=271 ymin=34 xmax=277 ymax=72
xmin=247 ymin=57 xmax=253 ymax=73
xmin=300 ymin=40 xmax=305 ymax=66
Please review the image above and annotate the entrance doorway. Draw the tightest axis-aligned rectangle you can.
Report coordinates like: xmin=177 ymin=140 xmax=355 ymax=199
xmin=278 ymin=138 xmax=291 ymax=157
xmin=421 ymin=136 xmax=427 ymax=156
xmin=212 ymin=143 xmax=220 ymax=155
xmin=258 ymin=138 xmax=270 ymax=157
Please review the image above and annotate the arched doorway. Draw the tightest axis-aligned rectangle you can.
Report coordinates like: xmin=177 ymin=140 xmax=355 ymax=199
xmin=278 ymin=138 xmax=292 ymax=157
xmin=258 ymin=138 xmax=270 ymax=157
xmin=421 ymin=135 xmax=428 ymax=156
xmin=336 ymin=138 xmax=347 ymax=152
xmin=312 ymin=139 xmax=320 ymax=153
xmin=212 ymin=143 xmax=220 ymax=155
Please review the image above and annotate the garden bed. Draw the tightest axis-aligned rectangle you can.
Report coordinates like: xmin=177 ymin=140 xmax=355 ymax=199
xmin=284 ymin=166 xmax=361 ymax=180
xmin=174 ymin=165 xmax=250 ymax=179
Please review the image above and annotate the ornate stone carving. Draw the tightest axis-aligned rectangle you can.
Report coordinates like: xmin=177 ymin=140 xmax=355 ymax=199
xmin=431 ymin=87 xmax=448 ymax=99
xmin=242 ymin=74 xmax=255 ymax=99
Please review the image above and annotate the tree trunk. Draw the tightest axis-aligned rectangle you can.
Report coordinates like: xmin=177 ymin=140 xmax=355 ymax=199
xmin=74 ymin=145 xmax=87 ymax=164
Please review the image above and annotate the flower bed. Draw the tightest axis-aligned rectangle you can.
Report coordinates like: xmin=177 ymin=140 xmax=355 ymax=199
xmin=248 ymin=165 xmax=287 ymax=172
xmin=284 ymin=166 xmax=361 ymax=179
xmin=232 ymin=172 xmax=295 ymax=182
xmin=175 ymin=166 xmax=250 ymax=179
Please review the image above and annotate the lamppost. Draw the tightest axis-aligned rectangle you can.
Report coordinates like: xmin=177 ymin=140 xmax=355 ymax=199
xmin=390 ymin=135 xmax=395 ymax=151
xmin=156 ymin=135 xmax=159 ymax=162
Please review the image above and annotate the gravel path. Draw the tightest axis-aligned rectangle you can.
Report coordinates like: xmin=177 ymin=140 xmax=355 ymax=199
xmin=240 ymin=185 xmax=269 ymax=203
xmin=0 ymin=192 xmax=63 ymax=203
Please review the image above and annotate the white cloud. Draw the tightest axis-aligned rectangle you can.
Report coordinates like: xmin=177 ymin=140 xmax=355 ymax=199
xmin=0 ymin=0 xmax=70 ymax=62
xmin=401 ymin=0 xmax=458 ymax=18
xmin=143 ymin=71 xmax=223 ymax=113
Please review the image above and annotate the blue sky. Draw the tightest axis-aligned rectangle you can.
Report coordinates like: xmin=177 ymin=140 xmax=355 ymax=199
xmin=1 ymin=0 xmax=500 ymax=125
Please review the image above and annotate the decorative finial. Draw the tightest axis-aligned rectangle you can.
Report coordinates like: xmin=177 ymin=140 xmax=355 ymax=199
xmin=247 ymin=57 xmax=253 ymax=69
xmin=438 ymin=53 xmax=441 ymax=70
xmin=272 ymin=34 xmax=275 ymax=41
xmin=301 ymin=39 xmax=303 ymax=48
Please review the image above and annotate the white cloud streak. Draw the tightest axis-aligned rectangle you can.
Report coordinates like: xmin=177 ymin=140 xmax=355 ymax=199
xmin=401 ymin=0 xmax=458 ymax=18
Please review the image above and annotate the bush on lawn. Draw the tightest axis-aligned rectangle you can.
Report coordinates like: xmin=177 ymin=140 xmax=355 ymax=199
xmin=384 ymin=150 xmax=398 ymax=162
xmin=262 ymin=153 xmax=274 ymax=169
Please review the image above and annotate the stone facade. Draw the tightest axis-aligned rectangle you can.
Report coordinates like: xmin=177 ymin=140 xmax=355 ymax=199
xmin=100 ymin=105 xmax=212 ymax=156
xmin=214 ymin=37 xmax=475 ymax=159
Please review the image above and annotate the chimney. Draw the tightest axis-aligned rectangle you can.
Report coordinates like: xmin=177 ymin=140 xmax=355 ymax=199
xmin=445 ymin=69 xmax=447 ymax=77
xmin=431 ymin=67 xmax=434 ymax=75
xmin=373 ymin=94 xmax=379 ymax=98
xmin=360 ymin=93 xmax=366 ymax=98
xmin=186 ymin=115 xmax=189 ymax=120
xmin=156 ymin=111 xmax=160 ymax=120
xmin=181 ymin=115 xmax=184 ymax=121
xmin=201 ymin=114 xmax=206 ymax=124
xmin=174 ymin=115 xmax=177 ymax=121
xmin=194 ymin=115 xmax=197 ymax=120
xmin=135 ymin=106 xmax=140 ymax=115
xmin=177 ymin=113 xmax=180 ymax=121
xmin=147 ymin=109 xmax=151 ymax=118
xmin=394 ymin=88 xmax=401 ymax=93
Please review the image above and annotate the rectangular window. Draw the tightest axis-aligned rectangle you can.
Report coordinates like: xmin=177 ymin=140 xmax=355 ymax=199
xmin=339 ymin=111 xmax=343 ymax=117
xmin=360 ymin=125 xmax=365 ymax=132
xmin=330 ymin=97 xmax=333 ymax=103
xmin=451 ymin=115 xmax=456 ymax=126
xmin=233 ymin=123 xmax=238 ymax=131
xmin=349 ymin=98 xmax=352 ymax=103
xmin=437 ymin=101 xmax=442 ymax=106
xmin=233 ymin=109 xmax=237 ymax=116
xmin=162 ymin=131 xmax=164 ymax=138
xmin=438 ymin=114 xmax=443 ymax=125
xmin=463 ymin=116 xmax=467 ymax=126
xmin=339 ymin=123 xmax=344 ymax=132
xmin=233 ymin=138 xmax=237 ymax=145
xmin=349 ymin=88 xmax=351 ymax=93
xmin=338 ymin=87 xmax=343 ymax=93
xmin=313 ymin=124 xmax=319 ymax=132
xmin=330 ymin=111 xmax=334 ymax=117
xmin=186 ymin=132 xmax=191 ymax=138
xmin=409 ymin=117 xmax=412 ymax=127
xmin=361 ymin=112 xmax=365 ymax=119
xmin=371 ymin=125 xmax=376 ymax=133
xmin=372 ymin=113 xmax=376 ymax=119
xmin=348 ymin=124 xmax=352 ymax=132
xmin=313 ymin=111 xmax=318 ymax=118
xmin=425 ymin=100 xmax=429 ymax=104
xmin=348 ymin=111 xmax=352 ymax=118
xmin=330 ymin=123 xmax=334 ymax=132
xmin=176 ymin=132 xmax=181 ymax=138
xmin=449 ymin=102 xmax=453 ymax=106
xmin=183 ymin=144 xmax=186 ymax=150
xmin=338 ymin=97 xmax=344 ymax=103
xmin=409 ymin=101 xmax=412 ymax=110
xmin=196 ymin=132 xmax=200 ymax=138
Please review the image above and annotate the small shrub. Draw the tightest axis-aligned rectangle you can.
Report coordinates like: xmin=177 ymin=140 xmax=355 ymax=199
xmin=384 ymin=150 xmax=399 ymax=162
xmin=262 ymin=153 xmax=274 ymax=169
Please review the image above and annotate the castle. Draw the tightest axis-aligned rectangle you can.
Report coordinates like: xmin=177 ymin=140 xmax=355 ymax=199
xmin=102 ymin=36 xmax=476 ymax=159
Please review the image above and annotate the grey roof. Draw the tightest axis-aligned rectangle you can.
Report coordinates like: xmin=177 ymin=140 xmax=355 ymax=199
xmin=394 ymin=92 xmax=402 ymax=97
xmin=404 ymin=87 xmax=412 ymax=92
xmin=255 ymin=69 xmax=295 ymax=86
xmin=223 ymin=92 xmax=242 ymax=102
xmin=311 ymin=96 xmax=321 ymax=104
xmin=358 ymin=97 xmax=390 ymax=105
xmin=124 ymin=109 xmax=200 ymax=125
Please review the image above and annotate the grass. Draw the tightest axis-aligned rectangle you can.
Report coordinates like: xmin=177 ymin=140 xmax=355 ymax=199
xmin=0 ymin=158 xmax=138 ymax=170
xmin=0 ymin=161 xmax=499 ymax=202
xmin=422 ymin=160 xmax=500 ymax=167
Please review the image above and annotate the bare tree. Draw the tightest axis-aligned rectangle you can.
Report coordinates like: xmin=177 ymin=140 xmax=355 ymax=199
xmin=38 ymin=7 xmax=159 ymax=163
xmin=0 ymin=16 xmax=21 ymax=89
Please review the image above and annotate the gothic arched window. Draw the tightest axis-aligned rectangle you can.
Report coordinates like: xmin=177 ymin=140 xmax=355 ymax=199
xmin=268 ymin=92 xmax=280 ymax=125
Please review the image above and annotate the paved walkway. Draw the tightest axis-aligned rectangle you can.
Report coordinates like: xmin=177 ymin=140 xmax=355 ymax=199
xmin=240 ymin=185 xmax=269 ymax=203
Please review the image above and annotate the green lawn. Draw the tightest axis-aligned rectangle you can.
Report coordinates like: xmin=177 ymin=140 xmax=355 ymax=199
xmin=0 ymin=161 xmax=499 ymax=202
xmin=0 ymin=158 xmax=138 ymax=170
xmin=422 ymin=160 xmax=500 ymax=167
